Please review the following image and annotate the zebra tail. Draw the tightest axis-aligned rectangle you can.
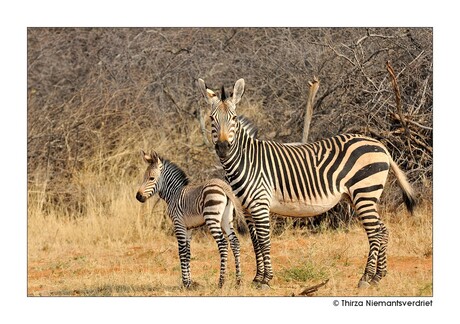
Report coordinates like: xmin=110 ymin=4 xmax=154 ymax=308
xmin=389 ymin=157 xmax=417 ymax=214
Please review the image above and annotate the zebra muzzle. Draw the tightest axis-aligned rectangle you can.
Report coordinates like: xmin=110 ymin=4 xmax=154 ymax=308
xmin=136 ymin=192 xmax=147 ymax=203
xmin=215 ymin=140 xmax=230 ymax=158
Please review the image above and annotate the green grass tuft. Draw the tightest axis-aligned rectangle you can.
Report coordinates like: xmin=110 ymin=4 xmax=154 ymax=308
xmin=280 ymin=262 xmax=327 ymax=283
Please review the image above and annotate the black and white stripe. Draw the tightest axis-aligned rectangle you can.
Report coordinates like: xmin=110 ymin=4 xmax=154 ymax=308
xmin=136 ymin=150 xmax=242 ymax=288
xmin=198 ymin=78 xmax=416 ymax=288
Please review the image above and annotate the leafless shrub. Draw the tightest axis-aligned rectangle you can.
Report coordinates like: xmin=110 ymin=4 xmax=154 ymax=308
xmin=27 ymin=27 xmax=432 ymax=229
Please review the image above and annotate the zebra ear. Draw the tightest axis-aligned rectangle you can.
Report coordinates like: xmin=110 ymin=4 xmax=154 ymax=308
xmin=141 ymin=150 xmax=152 ymax=164
xmin=142 ymin=150 xmax=153 ymax=164
xmin=198 ymin=78 xmax=218 ymax=105
xmin=232 ymin=78 xmax=245 ymax=105
xmin=150 ymin=150 xmax=160 ymax=163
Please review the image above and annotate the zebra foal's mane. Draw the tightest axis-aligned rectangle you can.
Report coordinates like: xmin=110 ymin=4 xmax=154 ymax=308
xmin=159 ymin=156 xmax=190 ymax=186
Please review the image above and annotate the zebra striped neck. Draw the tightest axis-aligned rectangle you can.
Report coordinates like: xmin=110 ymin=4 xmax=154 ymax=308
xmin=237 ymin=115 xmax=258 ymax=138
xmin=157 ymin=158 xmax=190 ymax=204
xmin=220 ymin=119 xmax=256 ymax=173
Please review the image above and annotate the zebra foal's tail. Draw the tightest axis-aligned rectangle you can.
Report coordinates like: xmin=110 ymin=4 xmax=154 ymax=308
xmin=215 ymin=179 xmax=247 ymax=235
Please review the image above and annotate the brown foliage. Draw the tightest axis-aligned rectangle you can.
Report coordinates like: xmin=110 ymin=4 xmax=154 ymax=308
xmin=27 ymin=27 xmax=432 ymax=221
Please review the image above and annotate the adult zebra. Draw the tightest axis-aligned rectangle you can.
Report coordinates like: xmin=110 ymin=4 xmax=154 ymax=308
xmin=197 ymin=78 xmax=416 ymax=288
xmin=136 ymin=150 xmax=243 ymax=288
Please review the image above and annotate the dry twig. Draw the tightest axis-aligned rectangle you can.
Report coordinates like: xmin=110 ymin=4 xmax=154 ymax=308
xmin=295 ymin=279 xmax=329 ymax=296
xmin=386 ymin=61 xmax=416 ymax=164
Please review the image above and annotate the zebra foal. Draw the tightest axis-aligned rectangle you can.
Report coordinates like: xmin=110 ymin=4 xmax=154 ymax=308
xmin=198 ymin=78 xmax=417 ymax=288
xmin=136 ymin=150 xmax=243 ymax=288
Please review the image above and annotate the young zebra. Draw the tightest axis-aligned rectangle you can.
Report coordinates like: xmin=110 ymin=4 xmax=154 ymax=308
xmin=136 ymin=150 xmax=243 ymax=288
xmin=198 ymin=78 xmax=417 ymax=288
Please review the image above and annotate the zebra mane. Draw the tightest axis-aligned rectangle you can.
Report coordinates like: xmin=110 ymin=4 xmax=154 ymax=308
xmin=237 ymin=115 xmax=258 ymax=138
xmin=221 ymin=85 xmax=227 ymax=100
xmin=160 ymin=157 xmax=190 ymax=186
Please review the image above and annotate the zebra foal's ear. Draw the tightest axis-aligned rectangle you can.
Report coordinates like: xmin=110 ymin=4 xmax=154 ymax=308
xmin=150 ymin=150 xmax=159 ymax=162
xmin=197 ymin=78 xmax=218 ymax=104
xmin=232 ymin=78 xmax=245 ymax=105
xmin=141 ymin=150 xmax=153 ymax=164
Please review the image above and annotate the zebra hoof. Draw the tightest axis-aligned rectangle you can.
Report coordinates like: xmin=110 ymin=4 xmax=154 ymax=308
xmin=251 ymin=281 xmax=261 ymax=288
xmin=183 ymin=281 xmax=200 ymax=290
xmin=358 ymin=280 xmax=371 ymax=289
xmin=218 ymin=278 xmax=225 ymax=289
xmin=259 ymin=283 xmax=271 ymax=290
xmin=251 ymin=278 xmax=262 ymax=286
xmin=235 ymin=277 xmax=242 ymax=287
xmin=251 ymin=281 xmax=270 ymax=290
xmin=370 ymin=277 xmax=382 ymax=286
xmin=369 ymin=272 xmax=385 ymax=286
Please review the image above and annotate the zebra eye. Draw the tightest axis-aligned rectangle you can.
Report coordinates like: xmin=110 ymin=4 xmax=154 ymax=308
xmin=149 ymin=176 xmax=155 ymax=181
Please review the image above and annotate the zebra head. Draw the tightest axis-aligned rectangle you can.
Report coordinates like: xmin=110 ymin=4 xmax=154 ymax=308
xmin=136 ymin=150 xmax=163 ymax=203
xmin=198 ymin=78 xmax=245 ymax=159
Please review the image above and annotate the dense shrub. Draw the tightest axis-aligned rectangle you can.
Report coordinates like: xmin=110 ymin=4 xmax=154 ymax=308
xmin=27 ymin=27 xmax=432 ymax=226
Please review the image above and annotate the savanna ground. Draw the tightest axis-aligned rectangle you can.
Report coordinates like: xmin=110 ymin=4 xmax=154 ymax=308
xmin=27 ymin=28 xmax=432 ymax=297
xmin=28 ymin=198 xmax=432 ymax=297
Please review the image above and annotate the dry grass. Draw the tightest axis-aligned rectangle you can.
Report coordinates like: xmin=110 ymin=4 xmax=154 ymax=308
xmin=26 ymin=28 xmax=433 ymax=297
xmin=28 ymin=173 xmax=432 ymax=297
xmin=27 ymin=94 xmax=432 ymax=297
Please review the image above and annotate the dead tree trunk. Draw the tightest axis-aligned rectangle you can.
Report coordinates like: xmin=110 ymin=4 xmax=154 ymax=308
xmin=302 ymin=76 xmax=320 ymax=143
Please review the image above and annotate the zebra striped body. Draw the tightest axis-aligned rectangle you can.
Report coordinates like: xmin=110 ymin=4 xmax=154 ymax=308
xmin=232 ymin=134 xmax=391 ymax=217
xmin=198 ymin=78 xmax=416 ymax=288
xmin=136 ymin=150 xmax=242 ymax=288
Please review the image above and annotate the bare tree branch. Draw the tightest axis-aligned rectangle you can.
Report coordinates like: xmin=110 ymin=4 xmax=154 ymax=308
xmin=386 ymin=61 xmax=416 ymax=164
xmin=296 ymin=279 xmax=329 ymax=296
xmin=302 ymin=76 xmax=320 ymax=143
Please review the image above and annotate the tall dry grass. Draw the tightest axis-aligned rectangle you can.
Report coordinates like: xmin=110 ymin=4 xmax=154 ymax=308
xmin=27 ymin=90 xmax=432 ymax=297
xmin=27 ymin=28 xmax=432 ymax=297
xmin=28 ymin=146 xmax=432 ymax=296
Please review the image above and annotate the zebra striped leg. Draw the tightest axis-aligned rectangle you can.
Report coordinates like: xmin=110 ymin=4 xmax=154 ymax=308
xmin=203 ymin=194 xmax=232 ymax=288
xmin=251 ymin=206 xmax=273 ymax=287
xmin=216 ymin=234 xmax=229 ymax=288
xmin=371 ymin=222 xmax=389 ymax=285
xmin=174 ymin=223 xmax=192 ymax=288
xmin=221 ymin=204 xmax=242 ymax=286
xmin=356 ymin=210 xmax=389 ymax=288
xmin=204 ymin=216 xmax=229 ymax=288
xmin=228 ymin=232 xmax=242 ymax=286
xmin=352 ymin=185 xmax=388 ymax=288
xmin=185 ymin=229 xmax=193 ymax=283
xmin=358 ymin=226 xmax=381 ymax=288
xmin=244 ymin=212 xmax=265 ymax=284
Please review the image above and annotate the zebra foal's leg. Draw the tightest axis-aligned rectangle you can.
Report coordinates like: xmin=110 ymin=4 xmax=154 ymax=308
xmin=228 ymin=232 xmax=242 ymax=286
xmin=222 ymin=202 xmax=242 ymax=286
xmin=206 ymin=219 xmax=229 ymax=288
xmin=203 ymin=202 xmax=229 ymax=288
xmin=174 ymin=223 xmax=192 ymax=288
xmin=185 ymin=229 xmax=193 ymax=284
